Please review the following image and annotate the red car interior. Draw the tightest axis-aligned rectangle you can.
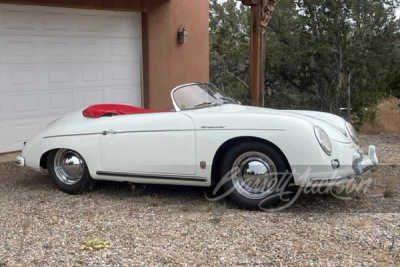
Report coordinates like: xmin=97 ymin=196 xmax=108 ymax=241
xmin=83 ymin=104 xmax=170 ymax=118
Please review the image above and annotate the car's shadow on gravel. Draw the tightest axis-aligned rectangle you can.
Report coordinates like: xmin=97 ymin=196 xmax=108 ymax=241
xmin=1 ymin=162 xmax=398 ymax=213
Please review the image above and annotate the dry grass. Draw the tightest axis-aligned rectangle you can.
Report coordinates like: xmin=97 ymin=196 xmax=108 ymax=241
xmin=361 ymin=97 xmax=400 ymax=134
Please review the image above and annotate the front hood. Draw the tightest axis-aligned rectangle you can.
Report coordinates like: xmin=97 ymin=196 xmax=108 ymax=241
xmin=284 ymin=110 xmax=351 ymax=143
xmin=193 ymin=104 xmax=352 ymax=144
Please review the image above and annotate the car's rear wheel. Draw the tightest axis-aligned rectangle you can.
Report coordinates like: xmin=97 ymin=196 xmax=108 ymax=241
xmin=220 ymin=142 xmax=294 ymax=210
xmin=47 ymin=149 xmax=93 ymax=194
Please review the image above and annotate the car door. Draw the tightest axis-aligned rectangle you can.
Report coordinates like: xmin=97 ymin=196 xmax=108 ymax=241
xmin=99 ymin=112 xmax=196 ymax=176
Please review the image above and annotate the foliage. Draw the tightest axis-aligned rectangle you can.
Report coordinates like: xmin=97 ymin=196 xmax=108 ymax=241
xmin=383 ymin=187 xmax=395 ymax=198
xmin=209 ymin=0 xmax=400 ymax=123
xmin=360 ymin=97 xmax=400 ymax=134
xmin=144 ymin=194 xmax=170 ymax=206
xmin=145 ymin=194 xmax=160 ymax=206
xmin=79 ymin=237 xmax=110 ymax=251
xmin=210 ymin=0 xmax=251 ymax=104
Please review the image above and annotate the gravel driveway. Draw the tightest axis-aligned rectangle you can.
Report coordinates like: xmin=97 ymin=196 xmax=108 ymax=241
xmin=0 ymin=134 xmax=399 ymax=266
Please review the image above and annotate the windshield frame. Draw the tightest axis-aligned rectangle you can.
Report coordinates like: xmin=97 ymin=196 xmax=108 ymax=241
xmin=170 ymin=82 xmax=240 ymax=111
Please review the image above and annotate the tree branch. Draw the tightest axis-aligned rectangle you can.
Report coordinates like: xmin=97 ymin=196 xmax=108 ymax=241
xmin=226 ymin=69 xmax=250 ymax=89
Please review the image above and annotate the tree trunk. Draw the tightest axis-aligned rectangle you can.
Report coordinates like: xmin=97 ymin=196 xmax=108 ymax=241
xmin=347 ymin=68 xmax=352 ymax=121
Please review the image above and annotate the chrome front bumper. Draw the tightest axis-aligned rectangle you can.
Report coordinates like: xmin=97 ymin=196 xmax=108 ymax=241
xmin=352 ymin=145 xmax=378 ymax=175
xmin=309 ymin=145 xmax=378 ymax=186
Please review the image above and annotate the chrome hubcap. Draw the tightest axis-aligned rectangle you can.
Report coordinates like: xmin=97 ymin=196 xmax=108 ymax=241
xmin=231 ymin=152 xmax=277 ymax=199
xmin=54 ymin=149 xmax=84 ymax=185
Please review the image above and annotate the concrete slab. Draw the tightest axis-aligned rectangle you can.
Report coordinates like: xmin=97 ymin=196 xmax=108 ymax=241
xmin=0 ymin=151 xmax=21 ymax=163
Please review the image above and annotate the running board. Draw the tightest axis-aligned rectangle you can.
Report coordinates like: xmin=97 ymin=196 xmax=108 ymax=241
xmin=96 ymin=170 xmax=207 ymax=182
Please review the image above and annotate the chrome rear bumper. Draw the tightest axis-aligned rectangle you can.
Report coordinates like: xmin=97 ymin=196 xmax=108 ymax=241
xmin=352 ymin=145 xmax=378 ymax=175
xmin=15 ymin=155 xmax=25 ymax=167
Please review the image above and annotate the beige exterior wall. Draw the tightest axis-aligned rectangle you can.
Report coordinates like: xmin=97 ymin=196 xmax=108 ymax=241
xmin=142 ymin=0 xmax=209 ymax=109
xmin=0 ymin=0 xmax=210 ymax=109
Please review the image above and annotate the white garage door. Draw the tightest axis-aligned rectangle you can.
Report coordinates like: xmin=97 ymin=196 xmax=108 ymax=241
xmin=0 ymin=4 xmax=142 ymax=153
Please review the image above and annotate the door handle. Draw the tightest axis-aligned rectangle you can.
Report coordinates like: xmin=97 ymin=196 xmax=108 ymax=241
xmin=102 ymin=129 xmax=116 ymax=135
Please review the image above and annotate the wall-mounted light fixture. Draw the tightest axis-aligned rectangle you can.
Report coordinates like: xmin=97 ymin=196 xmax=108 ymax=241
xmin=178 ymin=25 xmax=188 ymax=44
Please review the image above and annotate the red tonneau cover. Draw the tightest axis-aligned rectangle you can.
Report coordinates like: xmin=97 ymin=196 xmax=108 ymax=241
xmin=82 ymin=104 xmax=169 ymax=118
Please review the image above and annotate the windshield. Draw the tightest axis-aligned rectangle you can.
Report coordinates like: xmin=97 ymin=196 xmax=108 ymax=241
xmin=171 ymin=83 xmax=239 ymax=111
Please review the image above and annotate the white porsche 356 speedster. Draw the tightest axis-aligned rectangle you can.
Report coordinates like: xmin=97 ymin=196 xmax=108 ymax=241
xmin=16 ymin=82 xmax=378 ymax=210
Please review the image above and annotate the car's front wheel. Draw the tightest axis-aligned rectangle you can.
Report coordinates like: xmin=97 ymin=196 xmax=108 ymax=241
xmin=220 ymin=142 xmax=294 ymax=210
xmin=47 ymin=149 xmax=93 ymax=194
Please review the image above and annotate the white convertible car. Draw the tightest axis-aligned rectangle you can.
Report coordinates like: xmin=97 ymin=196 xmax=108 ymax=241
xmin=16 ymin=82 xmax=378 ymax=209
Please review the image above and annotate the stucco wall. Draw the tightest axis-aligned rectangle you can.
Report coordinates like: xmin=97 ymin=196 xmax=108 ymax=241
xmin=142 ymin=0 xmax=210 ymax=109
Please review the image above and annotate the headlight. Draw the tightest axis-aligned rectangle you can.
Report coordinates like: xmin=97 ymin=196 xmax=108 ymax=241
xmin=314 ymin=126 xmax=332 ymax=155
xmin=345 ymin=122 xmax=359 ymax=144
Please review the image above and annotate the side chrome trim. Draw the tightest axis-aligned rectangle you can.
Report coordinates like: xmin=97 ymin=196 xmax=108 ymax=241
xmin=197 ymin=128 xmax=285 ymax=131
xmin=44 ymin=128 xmax=286 ymax=139
xmin=116 ymin=128 xmax=286 ymax=133
xmin=44 ymin=132 xmax=101 ymax=139
xmin=201 ymin=126 xmax=226 ymax=129
xmin=115 ymin=129 xmax=192 ymax=134
xmin=96 ymin=170 xmax=207 ymax=182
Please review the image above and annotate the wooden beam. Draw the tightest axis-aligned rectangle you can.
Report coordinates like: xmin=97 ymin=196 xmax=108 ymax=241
xmin=237 ymin=0 xmax=278 ymax=107
xmin=249 ymin=2 xmax=265 ymax=107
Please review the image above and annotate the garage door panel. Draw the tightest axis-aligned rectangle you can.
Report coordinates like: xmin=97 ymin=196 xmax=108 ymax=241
xmin=106 ymin=13 xmax=141 ymax=38
xmin=3 ymin=65 xmax=47 ymax=92
xmin=127 ymin=86 xmax=141 ymax=107
xmin=0 ymin=65 xmax=5 ymax=91
xmin=42 ymin=10 xmax=72 ymax=32
xmin=108 ymin=15 xmax=133 ymax=34
xmin=14 ymin=121 xmax=42 ymax=143
xmin=3 ymin=8 xmax=35 ymax=31
xmin=0 ymin=126 xmax=4 ymax=151
xmin=48 ymin=91 xmax=75 ymax=111
xmin=47 ymin=65 xmax=74 ymax=86
xmin=11 ymin=93 xmax=41 ymax=113
xmin=110 ymin=63 xmax=140 ymax=84
xmin=79 ymin=41 xmax=102 ymax=59
xmin=45 ymin=39 xmax=74 ymax=61
xmin=76 ymin=12 xmax=104 ymax=33
xmin=0 ymin=4 xmax=141 ymax=153
xmin=109 ymin=87 xmax=141 ymax=106
xmin=0 ymin=6 xmax=142 ymax=38
xmin=0 ymin=36 xmax=4 ymax=62
xmin=0 ymin=94 xmax=4 ymax=116
xmin=1 ymin=117 xmax=57 ymax=151
xmin=81 ymin=89 xmax=106 ymax=107
xmin=1 ymin=36 xmax=141 ymax=64
xmin=3 ymin=64 xmax=73 ymax=92
xmin=107 ymin=38 xmax=141 ymax=61
xmin=77 ymin=64 xmax=105 ymax=87
xmin=1 ymin=89 xmax=76 ymax=119
xmin=9 ymin=66 xmax=39 ymax=87
xmin=4 ymin=36 xmax=38 ymax=62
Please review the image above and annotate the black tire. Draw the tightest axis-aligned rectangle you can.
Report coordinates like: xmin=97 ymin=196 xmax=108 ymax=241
xmin=220 ymin=142 xmax=294 ymax=210
xmin=47 ymin=149 xmax=93 ymax=195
